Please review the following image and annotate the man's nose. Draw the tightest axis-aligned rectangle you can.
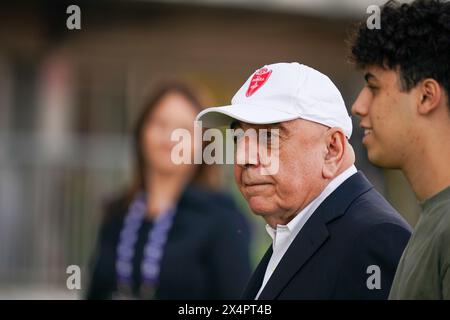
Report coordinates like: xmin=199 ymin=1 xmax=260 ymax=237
xmin=235 ymin=137 xmax=260 ymax=168
xmin=351 ymin=88 xmax=370 ymax=117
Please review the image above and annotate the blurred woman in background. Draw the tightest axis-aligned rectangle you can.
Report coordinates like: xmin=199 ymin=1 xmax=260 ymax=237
xmin=87 ymin=82 xmax=252 ymax=299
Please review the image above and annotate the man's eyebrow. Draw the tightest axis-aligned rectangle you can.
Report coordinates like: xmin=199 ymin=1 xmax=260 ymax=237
xmin=230 ymin=120 xmax=241 ymax=130
xmin=364 ymin=72 xmax=377 ymax=83
xmin=266 ymin=122 xmax=287 ymax=134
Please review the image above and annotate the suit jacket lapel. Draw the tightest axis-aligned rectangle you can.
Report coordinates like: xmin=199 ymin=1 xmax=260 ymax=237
xmin=257 ymin=171 xmax=373 ymax=300
xmin=241 ymin=246 xmax=273 ymax=299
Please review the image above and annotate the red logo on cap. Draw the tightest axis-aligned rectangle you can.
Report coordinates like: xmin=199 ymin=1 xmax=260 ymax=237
xmin=246 ymin=67 xmax=272 ymax=97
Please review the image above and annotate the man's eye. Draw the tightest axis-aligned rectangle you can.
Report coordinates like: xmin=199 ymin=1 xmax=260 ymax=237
xmin=260 ymin=132 xmax=271 ymax=143
xmin=366 ymin=84 xmax=379 ymax=92
xmin=266 ymin=130 xmax=279 ymax=140
xmin=259 ymin=131 xmax=279 ymax=147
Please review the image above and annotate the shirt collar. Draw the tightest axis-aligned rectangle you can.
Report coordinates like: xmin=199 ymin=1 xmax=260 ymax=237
xmin=420 ymin=183 xmax=450 ymax=213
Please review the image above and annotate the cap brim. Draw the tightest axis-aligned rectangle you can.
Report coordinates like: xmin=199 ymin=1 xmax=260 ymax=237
xmin=196 ymin=104 xmax=299 ymax=128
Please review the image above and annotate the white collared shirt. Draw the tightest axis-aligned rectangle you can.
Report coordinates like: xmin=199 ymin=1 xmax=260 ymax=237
xmin=255 ymin=165 xmax=357 ymax=299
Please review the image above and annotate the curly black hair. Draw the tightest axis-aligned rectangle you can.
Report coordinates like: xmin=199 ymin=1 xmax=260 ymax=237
xmin=349 ymin=0 xmax=450 ymax=104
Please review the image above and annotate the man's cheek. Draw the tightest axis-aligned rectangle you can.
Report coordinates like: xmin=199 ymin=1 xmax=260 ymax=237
xmin=276 ymin=174 xmax=298 ymax=198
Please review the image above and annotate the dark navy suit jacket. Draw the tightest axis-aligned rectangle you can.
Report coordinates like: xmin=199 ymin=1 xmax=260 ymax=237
xmin=242 ymin=172 xmax=412 ymax=300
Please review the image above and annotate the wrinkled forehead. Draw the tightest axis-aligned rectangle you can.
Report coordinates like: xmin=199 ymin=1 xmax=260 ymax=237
xmin=231 ymin=118 xmax=329 ymax=135
xmin=230 ymin=120 xmax=293 ymax=132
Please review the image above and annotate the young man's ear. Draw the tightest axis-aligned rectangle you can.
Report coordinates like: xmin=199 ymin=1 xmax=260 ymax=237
xmin=322 ymin=128 xmax=346 ymax=179
xmin=417 ymin=78 xmax=443 ymax=115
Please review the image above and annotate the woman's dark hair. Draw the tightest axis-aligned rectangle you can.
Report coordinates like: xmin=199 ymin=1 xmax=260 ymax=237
xmin=349 ymin=0 xmax=450 ymax=105
xmin=128 ymin=82 xmax=220 ymax=200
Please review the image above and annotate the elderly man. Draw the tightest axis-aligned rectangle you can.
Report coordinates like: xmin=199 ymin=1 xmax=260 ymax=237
xmin=196 ymin=62 xmax=411 ymax=299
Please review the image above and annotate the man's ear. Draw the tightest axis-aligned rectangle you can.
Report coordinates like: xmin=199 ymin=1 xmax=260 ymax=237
xmin=417 ymin=79 xmax=442 ymax=115
xmin=322 ymin=128 xmax=346 ymax=179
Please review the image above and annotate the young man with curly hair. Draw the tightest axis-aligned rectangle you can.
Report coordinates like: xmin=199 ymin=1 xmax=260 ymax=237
xmin=350 ymin=0 xmax=450 ymax=299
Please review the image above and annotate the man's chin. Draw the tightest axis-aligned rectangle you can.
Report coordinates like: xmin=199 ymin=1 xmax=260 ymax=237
xmin=247 ymin=196 xmax=274 ymax=216
xmin=367 ymin=149 xmax=401 ymax=169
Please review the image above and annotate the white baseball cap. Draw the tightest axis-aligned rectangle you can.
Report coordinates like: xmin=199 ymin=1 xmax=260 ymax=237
xmin=196 ymin=62 xmax=352 ymax=138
